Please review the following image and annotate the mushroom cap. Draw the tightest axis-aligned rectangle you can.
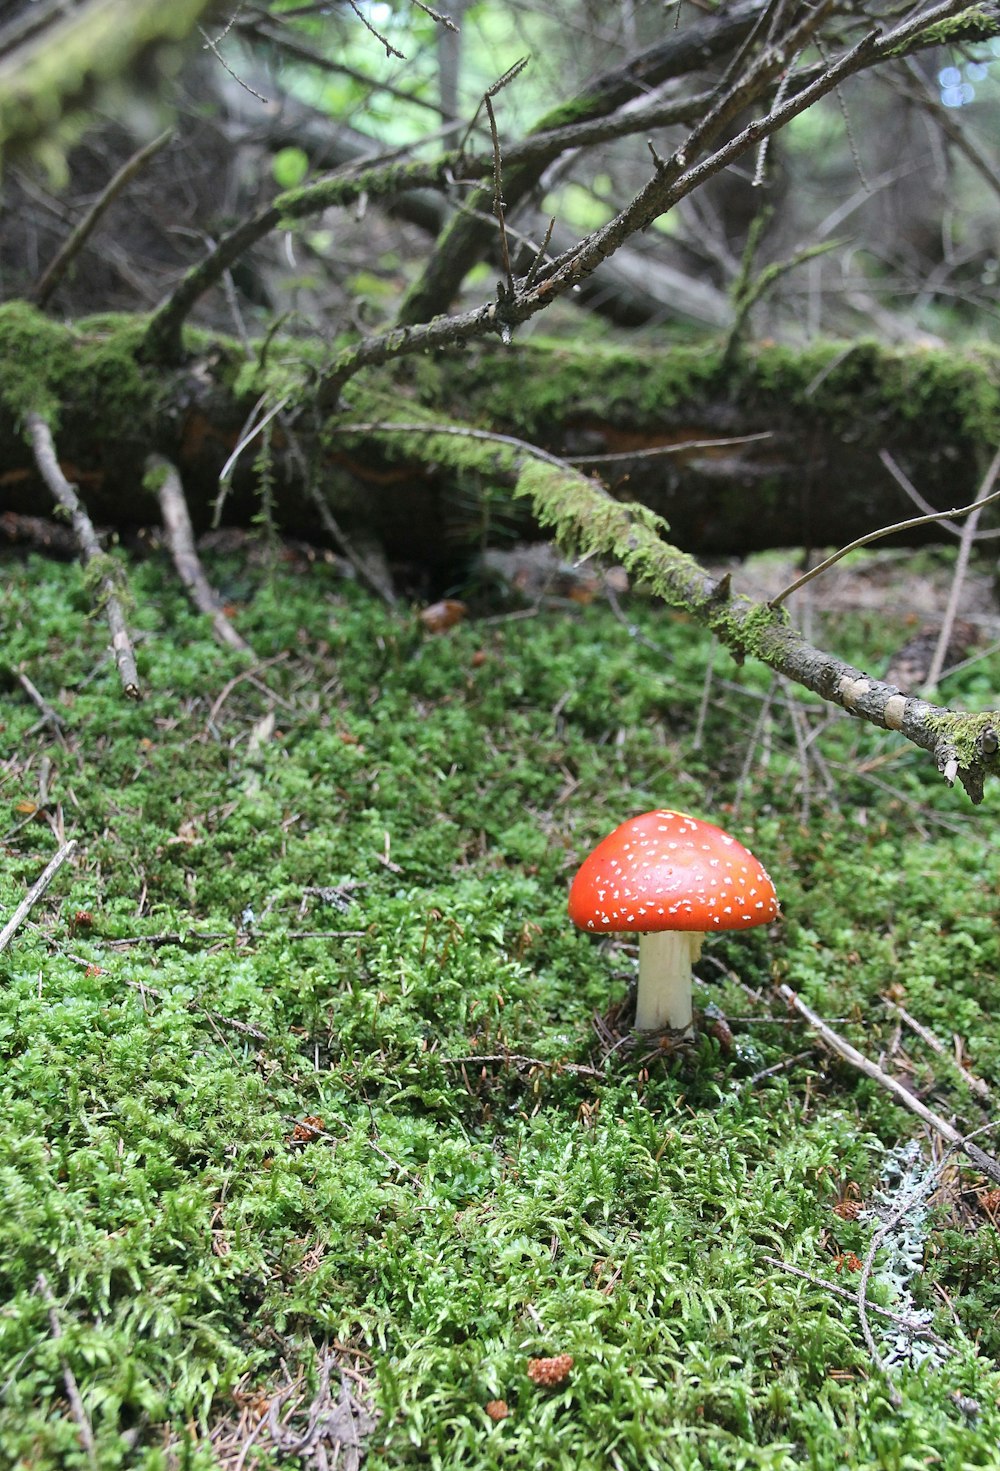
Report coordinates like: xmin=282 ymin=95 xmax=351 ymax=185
xmin=568 ymin=809 xmax=778 ymax=934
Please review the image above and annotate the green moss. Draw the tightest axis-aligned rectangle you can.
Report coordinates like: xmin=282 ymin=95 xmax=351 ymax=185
xmin=3 ymin=551 xmax=1000 ymax=1468
xmin=421 ymin=336 xmax=1000 ymax=457
xmin=894 ymin=5 xmax=1000 ymax=50
xmin=0 ymin=303 xmax=160 ymax=444
xmin=0 ymin=301 xmax=73 ymax=425
xmin=709 ymin=597 xmax=791 ymax=660
xmin=926 ymin=710 xmax=1000 ymax=765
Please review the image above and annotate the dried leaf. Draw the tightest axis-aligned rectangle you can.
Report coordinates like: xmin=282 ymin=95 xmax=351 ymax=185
xmin=419 ymin=599 xmax=467 ymax=633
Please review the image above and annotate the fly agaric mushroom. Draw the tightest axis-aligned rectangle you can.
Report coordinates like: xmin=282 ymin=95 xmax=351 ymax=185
xmin=568 ymin=809 xmax=778 ymax=1034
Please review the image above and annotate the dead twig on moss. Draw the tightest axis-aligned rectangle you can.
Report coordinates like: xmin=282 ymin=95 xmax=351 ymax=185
xmin=34 ymin=1274 xmax=98 ymax=1470
xmin=122 ymin=977 xmax=269 ymax=1042
xmin=442 ymin=1053 xmax=604 ymax=1079
xmin=778 ymin=984 xmax=1000 ymax=1185
xmin=149 ymin=454 xmax=253 ymax=653
xmin=0 ymin=839 xmax=78 ymax=955
xmin=761 ymin=1256 xmax=953 ymax=1354
xmin=265 ymin=1348 xmax=376 ymax=1467
xmin=27 ymin=414 xmax=141 ymax=700
xmin=306 ymin=484 xmax=398 ymax=606
xmin=884 ymin=999 xmax=992 ymax=1104
xmin=16 ymin=671 xmax=66 ymax=741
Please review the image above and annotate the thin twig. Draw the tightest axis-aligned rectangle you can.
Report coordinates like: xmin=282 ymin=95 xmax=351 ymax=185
xmin=878 ymin=449 xmax=961 ymax=534
xmin=306 ymin=483 xmax=398 ymax=606
xmin=346 ymin=0 xmax=405 ymax=58
xmin=122 ymin=978 xmax=269 ymax=1042
xmin=16 ymin=672 xmax=66 ymax=739
xmin=149 ymin=454 xmax=253 ymax=653
xmin=568 ymin=432 xmax=773 ymax=467
xmin=761 ymin=1256 xmax=952 ymax=1353
xmin=205 ymin=654 xmax=290 ymax=732
xmin=879 ymin=449 xmax=1000 ymax=543
xmin=34 ymin=1274 xmax=98 ymax=1470
xmin=32 ymin=129 xmax=173 ymax=308
xmin=691 ymin=638 xmax=717 ymax=752
xmin=768 ymin=484 xmax=1000 ymax=609
xmin=0 ymin=840 xmax=78 ymax=954
xmin=884 ymin=1000 xmax=992 ymax=1104
xmin=27 ymin=414 xmax=141 ymax=699
xmin=408 ymin=0 xmax=458 ymax=28
xmin=214 ymin=395 xmax=291 ymax=523
xmin=925 ymin=445 xmax=1000 ymax=689
xmin=522 ymin=216 xmax=555 ymax=292
xmin=441 ymin=1053 xmax=604 ymax=1078
xmin=485 ymin=92 xmax=513 ymax=297
xmin=778 ymin=984 xmax=1000 ymax=1185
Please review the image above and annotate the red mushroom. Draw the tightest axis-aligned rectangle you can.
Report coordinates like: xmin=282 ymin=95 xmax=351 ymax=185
xmin=568 ymin=809 xmax=778 ymax=1034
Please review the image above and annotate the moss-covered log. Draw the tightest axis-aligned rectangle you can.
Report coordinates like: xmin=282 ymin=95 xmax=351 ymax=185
xmin=2 ymin=302 xmax=997 ymax=799
xmin=2 ymin=303 xmax=999 ymax=567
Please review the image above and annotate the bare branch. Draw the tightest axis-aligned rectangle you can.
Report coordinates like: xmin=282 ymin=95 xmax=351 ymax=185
xmin=32 ymin=128 xmax=173 ymax=308
xmin=767 ymin=483 xmax=1000 ymax=610
xmin=323 ymin=1 xmax=990 ymax=395
xmin=777 ymin=984 xmax=1000 ymax=1185
xmin=27 ymin=414 xmax=141 ymax=700
xmin=883 ymin=999 xmax=993 ymax=1104
xmin=149 ymin=454 xmax=253 ymax=653
xmin=0 ymin=840 xmax=78 ymax=955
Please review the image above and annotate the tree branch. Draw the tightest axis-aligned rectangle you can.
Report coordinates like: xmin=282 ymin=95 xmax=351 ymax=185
xmin=778 ymin=984 xmax=1000 ymax=1185
xmin=331 ymin=404 xmax=1000 ymax=801
xmin=396 ymin=0 xmax=771 ymax=325
xmin=321 ymin=0 xmax=993 ymax=399
xmin=148 ymin=453 xmax=253 ymax=653
xmin=32 ymin=128 xmax=174 ymax=309
xmin=27 ymin=413 xmax=141 ymax=699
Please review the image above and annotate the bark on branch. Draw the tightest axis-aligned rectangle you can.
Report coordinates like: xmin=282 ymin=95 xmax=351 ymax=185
xmin=27 ymin=413 xmax=142 ymax=700
xmin=149 ymin=453 xmax=253 ymax=653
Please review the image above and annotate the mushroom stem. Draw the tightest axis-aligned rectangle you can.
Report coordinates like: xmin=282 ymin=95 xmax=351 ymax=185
xmin=634 ymin=931 xmax=703 ymax=1033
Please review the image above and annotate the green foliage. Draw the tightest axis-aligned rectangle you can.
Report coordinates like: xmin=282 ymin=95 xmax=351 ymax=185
xmin=271 ymin=145 xmax=310 ymax=189
xmin=2 ymin=550 xmax=999 ymax=1468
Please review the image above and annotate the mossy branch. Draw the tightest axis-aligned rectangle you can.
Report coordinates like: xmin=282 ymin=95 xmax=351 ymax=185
xmin=333 ymin=401 xmax=999 ymax=803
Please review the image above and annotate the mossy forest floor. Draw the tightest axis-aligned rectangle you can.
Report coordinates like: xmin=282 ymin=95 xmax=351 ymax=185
xmin=2 ymin=542 xmax=1000 ymax=1470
